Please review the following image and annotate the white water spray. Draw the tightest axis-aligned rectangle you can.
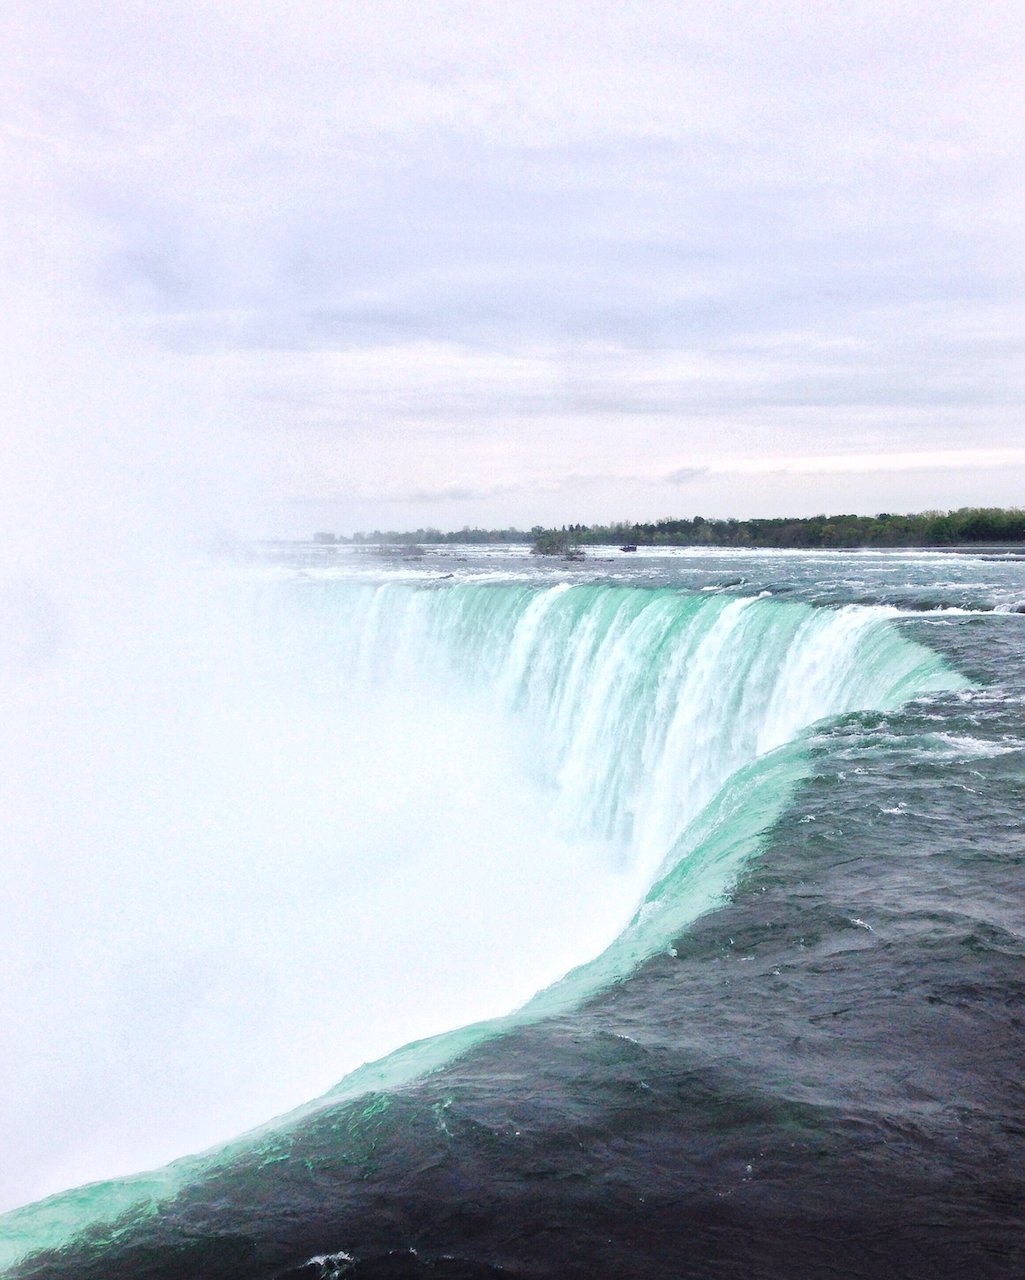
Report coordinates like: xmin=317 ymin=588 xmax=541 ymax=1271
xmin=0 ymin=572 xmax=965 ymax=1248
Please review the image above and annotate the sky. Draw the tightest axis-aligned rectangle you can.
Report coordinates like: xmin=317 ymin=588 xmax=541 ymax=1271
xmin=2 ymin=0 xmax=1024 ymax=537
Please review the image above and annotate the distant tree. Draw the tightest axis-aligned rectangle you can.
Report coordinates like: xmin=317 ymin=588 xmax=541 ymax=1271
xmin=341 ymin=509 xmax=1025 ymax=552
xmin=531 ymin=528 xmax=584 ymax=556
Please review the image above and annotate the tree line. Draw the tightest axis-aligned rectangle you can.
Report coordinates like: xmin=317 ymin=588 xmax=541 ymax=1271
xmin=535 ymin=507 xmax=1025 ymax=549
xmin=313 ymin=507 xmax=1025 ymax=551
xmin=315 ymin=526 xmax=528 ymax=546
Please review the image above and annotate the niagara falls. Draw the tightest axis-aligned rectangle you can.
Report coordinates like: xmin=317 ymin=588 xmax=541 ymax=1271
xmin=3 ymin=543 xmax=1024 ymax=1277
xmin=3 ymin=1 xmax=1025 ymax=1276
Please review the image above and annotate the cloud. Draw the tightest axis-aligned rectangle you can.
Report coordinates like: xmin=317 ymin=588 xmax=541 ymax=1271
xmin=403 ymin=483 xmax=522 ymax=504
xmin=716 ymin=447 xmax=1025 ymax=477
xmin=665 ymin=466 xmax=710 ymax=485
xmin=3 ymin=0 xmax=1024 ymax=538
xmin=289 ymin=482 xmax=522 ymax=506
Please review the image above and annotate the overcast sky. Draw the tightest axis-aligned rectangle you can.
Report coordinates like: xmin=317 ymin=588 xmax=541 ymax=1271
xmin=3 ymin=0 xmax=1024 ymax=536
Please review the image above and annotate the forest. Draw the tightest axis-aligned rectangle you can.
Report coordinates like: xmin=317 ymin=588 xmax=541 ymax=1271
xmin=317 ymin=507 xmax=1025 ymax=550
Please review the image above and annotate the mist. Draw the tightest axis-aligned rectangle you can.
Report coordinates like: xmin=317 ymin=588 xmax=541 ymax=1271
xmin=0 ymin=295 xmax=638 ymax=1208
xmin=0 ymin=108 xmax=631 ymax=1217
xmin=0 ymin=578 xmax=633 ymax=1209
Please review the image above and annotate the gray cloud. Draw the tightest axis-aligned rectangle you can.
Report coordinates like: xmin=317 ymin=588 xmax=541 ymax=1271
xmin=401 ymin=483 xmax=522 ymax=504
xmin=3 ymin=0 xmax=1024 ymax=539
xmin=666 ymin=466 xmax=711 ymax=485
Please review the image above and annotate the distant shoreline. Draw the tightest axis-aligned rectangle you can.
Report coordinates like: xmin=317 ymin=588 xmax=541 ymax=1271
xmin=288 ymin=507 xmax=1025 ymax=554
xmin=259 ymin=539 xmax=1025 ymax=560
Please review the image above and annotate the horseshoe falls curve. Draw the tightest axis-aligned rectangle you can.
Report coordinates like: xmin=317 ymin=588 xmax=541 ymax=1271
xmin=0 ymin=575 xmax=969 ymax=1271
xmin=300 ymin=580 xmax=965 ymax=1009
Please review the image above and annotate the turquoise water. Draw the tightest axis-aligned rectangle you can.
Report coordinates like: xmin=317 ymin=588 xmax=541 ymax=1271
xmin=0 ymin=561 xmax=972 ymax=1272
